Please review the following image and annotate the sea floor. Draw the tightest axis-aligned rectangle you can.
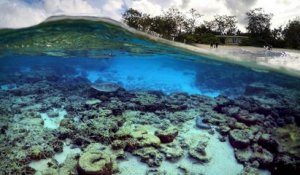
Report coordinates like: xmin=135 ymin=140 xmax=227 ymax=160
xmin=0 ymin=61 xmax=300 ymax=175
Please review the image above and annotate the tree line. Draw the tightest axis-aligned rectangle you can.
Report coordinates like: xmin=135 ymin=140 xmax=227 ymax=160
xmin=122 ymin=7 xmax=300 ymax=49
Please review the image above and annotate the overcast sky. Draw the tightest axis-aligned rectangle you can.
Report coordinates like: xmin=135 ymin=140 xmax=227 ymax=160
xmin=0 ymin=0 xmax=299 ymax=31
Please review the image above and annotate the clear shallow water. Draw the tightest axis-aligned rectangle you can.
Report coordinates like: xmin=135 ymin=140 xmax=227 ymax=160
xmin=0 ymin=17 xmax=300 ymax=175
xmin=1 ymin=53 xmax=299 ymax=98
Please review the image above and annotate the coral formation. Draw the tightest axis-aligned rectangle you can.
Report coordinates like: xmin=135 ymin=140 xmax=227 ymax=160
xmin=155 ymin=126 xmax=178 ymax=143
xmin=0 ymin=62 xmax=299 ymax=175
xmin=188 ymin=135 xmax=211 ymax=163
xmin=114 ymin=125 xmax=161 ymax=151
xmin=229 ymin=129 xmax=253 ymax=149
xmin=159 ymin=141 xmax=184 ymax=161
xmin=77 ymin=143 xmax=117 ymax=175
xmin=275 ymin=124 xmax=300 ymax=158
xmin=133 ymin=147 xmax=163 ymax=167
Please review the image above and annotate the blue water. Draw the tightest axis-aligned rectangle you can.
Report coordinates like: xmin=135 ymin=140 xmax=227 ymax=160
xmin=1 ymin=52 xmax=299 ymax=98
xmin=0 ymin=17 xmax=299 ymax=98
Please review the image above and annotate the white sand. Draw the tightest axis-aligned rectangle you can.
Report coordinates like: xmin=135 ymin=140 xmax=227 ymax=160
xmin=192 ymin=44 xmax=300 ymax=77
xmin=40 ymin=108 xmax=67 ymax=129
xmin=29 ymin=143 xmax=81 ymax=175
xmin=118 ymin=154 xmax=149 ymax=175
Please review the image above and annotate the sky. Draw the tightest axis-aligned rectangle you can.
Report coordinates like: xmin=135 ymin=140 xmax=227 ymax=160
xmin=0 ymin=0 xmax=299 ymax=31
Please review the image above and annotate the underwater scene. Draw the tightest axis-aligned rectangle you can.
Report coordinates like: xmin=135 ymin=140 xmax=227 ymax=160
xmin=0 ymin=17 xmax=300 ymax=175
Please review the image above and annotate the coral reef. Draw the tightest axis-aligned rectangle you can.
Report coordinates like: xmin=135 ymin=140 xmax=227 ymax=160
xmin=155 ymin=126 xmax=178 ymax=143
xmin=229 ymin=129 xmax=253 ymax=149
xmin=0 ymin=64 xmax=299 ymax=175
xmin=77 ymin=143 xmax=118 ymax=175
xmin=114 ymin=125 xmax=161 ymax=151
xmin=275 ymin=125 xmax=300 ymax=158
xmin=188 ymin=135 xmax=211 ymax=163
xmin=133 ymin=147 xmax=163 ymax=167
xmin=159 ymin=141 xmax=184 ymax=161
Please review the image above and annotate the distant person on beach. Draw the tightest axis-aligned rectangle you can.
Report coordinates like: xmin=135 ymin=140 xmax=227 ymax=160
xmin=264 ymin=45 xmax=272 ymax=50
xmin=269 ymin=45 xmax=272 ymax=50
xmin=210 ymin=43 xmax=213 ymax=48
xmin=215 ymin=42 xmax=219 ymax=48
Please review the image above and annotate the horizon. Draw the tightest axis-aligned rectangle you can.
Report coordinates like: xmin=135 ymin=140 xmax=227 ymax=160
xmin=0 ymin=0 xmax=299 ymax=31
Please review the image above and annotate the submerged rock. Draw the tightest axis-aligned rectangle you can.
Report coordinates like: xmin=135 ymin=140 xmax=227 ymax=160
xmin=252 ymin=147 xmax=274 ymax=168
xmin=77 ymin=143 xmax=117 ymax=175
xmin=42 ymin=154 xmax=79 ymax=175
xmin=131 ymin=92 xmax=165 ymax=112
xmin=235 ymin=148 xmax=253 ymax=163
xmin=258 ymin=133 xmax=278 ymax=152
xmin=133 ymin=147 xmax=163 ymax=167
xmin=238 ymin=166 xmax=259 ymax=175
xmin=188 ymin=135 xmax=211 ymax=163
xmin=218 ymin=125 xmax=231 ymax=136
xmin=114 ymin=126 xmax=161 ymax=151
xmin=267 ymin=123 xmax=300 ymax=173
xmin=203 ymin=112 xmax=227 ymax=126
xmin=275 ymin=124 xmax=300 ymax=158
xmin=229 ymin=129 xmax=252 ymax=149
xmin=155 ymin=126 xmax=178 ymax=143
xmin=234 ymin=114 xmax=257 ymax=125
xmin=160 ymin=141 xmax=184 ymax=161
xmin=235 ymin=146 xmax=274 ymax=168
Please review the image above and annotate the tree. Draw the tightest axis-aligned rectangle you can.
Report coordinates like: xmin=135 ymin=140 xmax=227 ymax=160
xmin=211 ymin=15 xmax=237 ymax=35
xmin=163 ymin=7 xmax=185 ymax=37
xmin=224 ymin=16 xmax=237 ymax=35
xmin=139 ymin=14 xmax=152 ymax=32
xmin=122 ymin=8 xmax=142 ymax=29
xmin=185 ymin=8 xmax=202 ymax=33
xmin=195 ymin=24 xmax=212 ymax=34
xmin=203 ymin=20 xmax=216 ymax=33
xmin=283 ymin=19 xmax=300 ymax=49
xmin=268 ymin=26 xmax=285 ymax=48
xmin=149 ymin=16 xmax=177 ymax=39
xmin=246 ymin=8 xmax=273 ymax=41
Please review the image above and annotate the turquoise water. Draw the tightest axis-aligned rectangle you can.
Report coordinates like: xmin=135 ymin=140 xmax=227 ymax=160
xmin=1 ymin=53 xmax=299 ymax=98
xmin=0 ymin=17 xmax=299 ymax=174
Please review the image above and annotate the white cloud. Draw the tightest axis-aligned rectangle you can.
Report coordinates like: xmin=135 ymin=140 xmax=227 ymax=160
xmin=254 ymin=0 xmax=300 ymax=28
xmin=0 ymin=0 xmax=299 ymax=30
xmin=101 ymin=0 xmax=124 ymax=20
xmin=0 ymin=1 xmax=46 ymax=28
xmin=43 ymin=0 xmax=100 ymax=15
xmin=0 ymin=0 xmax=102 ymax=28
xmin=130 ymin=0 xmax=163 ymax=16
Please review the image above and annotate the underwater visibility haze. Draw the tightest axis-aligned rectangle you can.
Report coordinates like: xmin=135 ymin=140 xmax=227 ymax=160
xmin=0 ymin=16 xmax=300 ymax=175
